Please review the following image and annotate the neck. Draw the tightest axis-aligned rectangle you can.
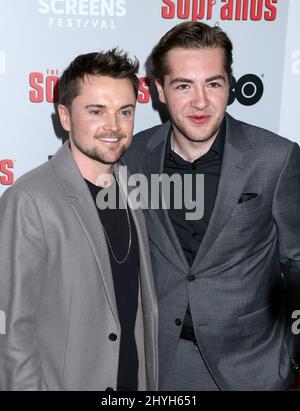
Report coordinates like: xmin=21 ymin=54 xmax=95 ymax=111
xmin=171 ymin=132 xmax=217 ymax=162
xmin=70 ymin=142 xmax=114 ymax=186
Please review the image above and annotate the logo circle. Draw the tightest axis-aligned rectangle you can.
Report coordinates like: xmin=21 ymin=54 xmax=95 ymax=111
xmin=228 ymin=74 xmax=264 ymax=106
xmin=236 ymin=74 xmax=264 ymax=106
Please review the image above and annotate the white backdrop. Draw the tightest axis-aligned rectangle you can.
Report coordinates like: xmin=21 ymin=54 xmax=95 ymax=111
xmin=0 ymin=0 xmax=299 ymax=195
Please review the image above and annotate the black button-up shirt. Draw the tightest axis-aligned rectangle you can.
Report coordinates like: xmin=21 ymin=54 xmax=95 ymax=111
xmin=163 ymin=119 xmax=226 ymax=337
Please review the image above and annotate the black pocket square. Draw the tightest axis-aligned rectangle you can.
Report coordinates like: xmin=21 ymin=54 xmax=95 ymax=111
xmin=238 ymin=193 xmax=258 ymax=204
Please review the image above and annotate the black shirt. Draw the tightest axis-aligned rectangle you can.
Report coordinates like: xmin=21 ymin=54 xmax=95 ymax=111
xmin=85 ymin=178 xmax=139 ymax=391
xmin=163 ymin=120 xmax=226 ymax=337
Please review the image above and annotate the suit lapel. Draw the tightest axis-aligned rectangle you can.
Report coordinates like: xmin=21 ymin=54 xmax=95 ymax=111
xmin=191 ymin=114 xmax=254 ymax=269
xmin=50 ymin=143 xmax=119 ymax=323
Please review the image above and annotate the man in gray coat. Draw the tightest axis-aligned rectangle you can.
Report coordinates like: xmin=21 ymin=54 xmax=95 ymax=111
xmin=0 ymin=49 xmax=158 ymax=391
xmin=124 ymin=22 xmax=300 ymax=390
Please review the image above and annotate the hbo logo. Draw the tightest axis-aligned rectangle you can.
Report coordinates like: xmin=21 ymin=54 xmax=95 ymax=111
xmin=228 ymin=74 xmax=264 ymax=106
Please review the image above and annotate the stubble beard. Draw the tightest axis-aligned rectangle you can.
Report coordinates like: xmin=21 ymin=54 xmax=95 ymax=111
xmin=174 ymin=117 xmax=221 ymax=145
xmin=72 ymin=133 xmax=128 ymax=165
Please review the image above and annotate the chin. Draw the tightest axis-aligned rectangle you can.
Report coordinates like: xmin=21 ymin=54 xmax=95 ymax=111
xmin=187 ymin=134 xmax=213 ymax=143
xmin=103 ymin=154 xmax=124 ymax=165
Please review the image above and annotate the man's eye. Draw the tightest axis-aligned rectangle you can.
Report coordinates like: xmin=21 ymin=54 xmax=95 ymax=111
xmin=208 ymin=82 xmax=221 ymax=88
xmin=89 ymin=110 xmax=101 ymax=115
xmin=176 ymin=84 xmax=190 ymax=90
xmin=120 ymin=110 xmax=133 ymax=117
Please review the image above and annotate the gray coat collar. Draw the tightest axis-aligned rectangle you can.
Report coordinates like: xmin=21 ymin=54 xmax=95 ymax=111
xmin=49 ymin=142 xmax=119 ymax=321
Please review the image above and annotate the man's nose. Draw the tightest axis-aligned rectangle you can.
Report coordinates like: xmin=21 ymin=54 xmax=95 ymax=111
xmin=103 ymin=115 xmax=119 ymax=132
xmin=191 ymin=87 xmax=209 ymax=110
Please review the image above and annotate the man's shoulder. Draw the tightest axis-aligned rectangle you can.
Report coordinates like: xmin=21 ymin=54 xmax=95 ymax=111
xmin=1 ymin=159 xmax=56 ymax=203
xmin=1 ymin=143 xmax=74 ymax=202
xmin=227 ymin=115 xmax=296 ymax=165
xmin=131 ymin=123 xmax=168 ymax=150
xmin=134 ymin=123 xmax=165 ymax=139
xmin=233 ymin=116 xmax=294 ymax=150
xmin=124 ymin=122 xmax=169 ymax=168
xmin=16 ymin=160 xmax=53 ymax=189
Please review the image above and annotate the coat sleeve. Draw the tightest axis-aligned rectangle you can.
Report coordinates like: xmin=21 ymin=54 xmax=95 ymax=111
xmin=0 ymin=186 xmax=48 ymax=390
xmin=272 ymin=142 xmax=300 ymax=362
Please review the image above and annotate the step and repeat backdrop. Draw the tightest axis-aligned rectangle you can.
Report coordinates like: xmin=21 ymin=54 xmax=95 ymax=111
xmin=0 ymin=0 xmax=299 ymax=194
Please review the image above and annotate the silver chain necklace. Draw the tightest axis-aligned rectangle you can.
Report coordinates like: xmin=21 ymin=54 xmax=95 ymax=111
xmin=101 ymin=179 xmax=132 ymax=264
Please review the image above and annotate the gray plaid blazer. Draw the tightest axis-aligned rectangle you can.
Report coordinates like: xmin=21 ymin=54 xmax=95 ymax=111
xmin=124 ymin=113 xmax=300 ymax=390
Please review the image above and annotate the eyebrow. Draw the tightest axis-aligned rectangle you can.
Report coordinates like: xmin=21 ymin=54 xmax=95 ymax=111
xmin=85 ymin=104 xmax=105 ymax=109
xmin=85 ymin=104 xmax=136 ymax=110
xmin=119 ymin=104 xmax=136 ymax=110
xmin=170 ymin=75 xmax=227 ymax=85
xmin=206 ymin=75 xmax=227 ymax=83
xmin=169 ymin=78 xmax=193 ymax=86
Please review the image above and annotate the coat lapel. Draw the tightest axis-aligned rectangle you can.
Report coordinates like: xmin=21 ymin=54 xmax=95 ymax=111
xmin=50 ymin=143 xmax=119 ymax=323
xmin=191 ymin=114 xmax=254 ymax=269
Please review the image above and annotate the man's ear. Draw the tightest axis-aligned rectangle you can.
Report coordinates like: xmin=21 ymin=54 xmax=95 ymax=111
xmin=58 ymin=104 xmax=71 ymax=132
xmin=155 ymin=79 xmax=166 ymax=104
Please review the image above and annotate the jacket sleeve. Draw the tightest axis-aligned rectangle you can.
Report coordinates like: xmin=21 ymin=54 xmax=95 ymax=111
xmin=272 ymin=142 xmax=300 ymax=362
xmin=0 ymin=186 xmax=48 ymax=390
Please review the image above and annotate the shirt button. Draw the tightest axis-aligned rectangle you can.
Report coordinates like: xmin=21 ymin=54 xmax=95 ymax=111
xmin=175 ymin=318 xmax=182 ymax=326
xmin=188 ymin=275 xmax=196 ymax=282
xmin=106 ymin=387 xmax=114 ymax=391
xmin=109 ymin=333 xmax=117 ymax=341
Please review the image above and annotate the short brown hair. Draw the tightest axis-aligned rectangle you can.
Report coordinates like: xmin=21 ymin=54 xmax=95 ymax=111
xmin=59 ymin=48 xmax=139 ymax=109
xmin=151 ymin=21 xmax=233 ymax=84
